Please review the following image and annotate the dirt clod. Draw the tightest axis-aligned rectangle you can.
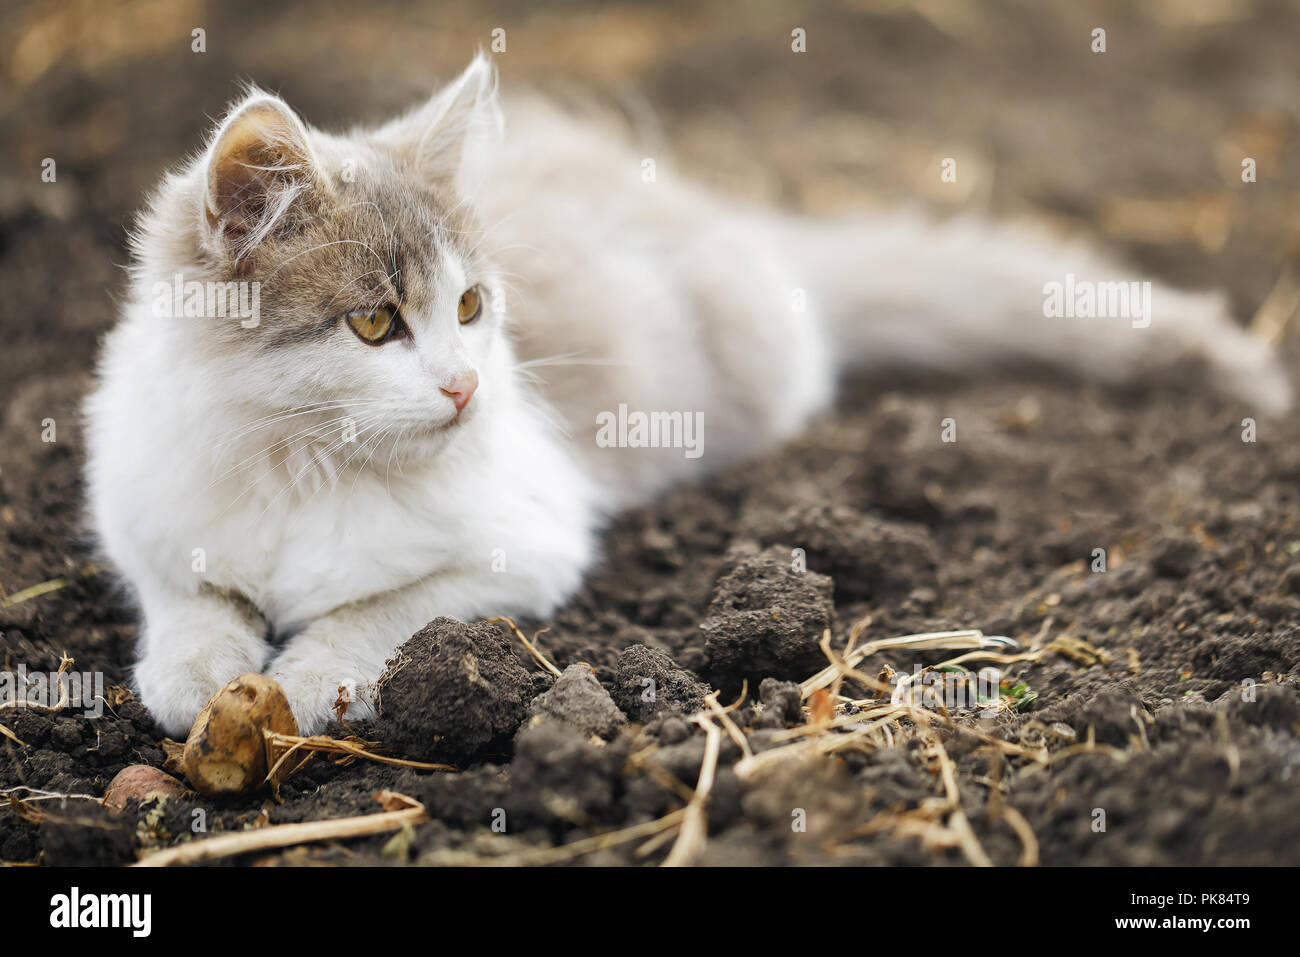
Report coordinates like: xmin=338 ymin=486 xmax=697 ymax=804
xmin=612 ymin=643 xmax=711 ymax=723
xmin=747 ymin=502 xmax=939 ymax=603
xmin=375 ymin=618 xmax=536 ymax=762
xmin=524 ymin=664 xmax=626 ymax=741
xmin=755 ymin=678 xmax=805 ymax=728
xmin=508 ymin=721 xmax=629 ymax=828
xmin=700 ymin=546 xmax=835 ymax=689
xmin=1150 ymin=533 xmax=1202 ymax=578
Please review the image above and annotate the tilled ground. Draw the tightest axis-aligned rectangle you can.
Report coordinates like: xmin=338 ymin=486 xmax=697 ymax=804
xmin=3 ymin=0 xmax=1300 ymax=866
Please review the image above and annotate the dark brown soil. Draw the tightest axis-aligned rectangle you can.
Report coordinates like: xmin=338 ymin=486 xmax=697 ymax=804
xmin=3 ymin=0 xmax=1300 ymax=866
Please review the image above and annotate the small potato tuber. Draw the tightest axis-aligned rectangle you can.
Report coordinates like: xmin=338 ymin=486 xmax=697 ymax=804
xmin=103 ymin=764 xmax=189 ymax=812
xmin=182 ymin=674 xmax=299 ymax=798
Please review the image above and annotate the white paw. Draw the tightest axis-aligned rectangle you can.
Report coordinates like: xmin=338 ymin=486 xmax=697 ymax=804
xmin=135 ymin=644 xmax=265 ymax=738
xmin=267 ymin=658 xmax=378 ymax=734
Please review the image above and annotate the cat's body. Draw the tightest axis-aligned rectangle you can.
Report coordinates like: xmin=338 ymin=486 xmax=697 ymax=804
xmin=86 ymin=56 xmax=1291 ymax=735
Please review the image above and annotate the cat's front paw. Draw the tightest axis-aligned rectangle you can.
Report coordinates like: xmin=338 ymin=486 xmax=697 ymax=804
xmin=267 ymin=658 xmax=378 ymax=734
xmin=136 ymin=647 xmax=262 ymax=738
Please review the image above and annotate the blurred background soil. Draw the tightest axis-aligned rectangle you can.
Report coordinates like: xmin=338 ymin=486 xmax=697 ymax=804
xmin=3 ymin=0 xmax=1300 ymax=865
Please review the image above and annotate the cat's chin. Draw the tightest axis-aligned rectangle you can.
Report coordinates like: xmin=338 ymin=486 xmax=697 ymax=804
xmin=388 ymin=410 xmax=475 ymax=461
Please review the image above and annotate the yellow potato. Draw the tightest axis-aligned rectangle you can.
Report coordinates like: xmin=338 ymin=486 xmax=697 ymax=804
xmin=103 ymin=764 xmax=189 ymax=812
xmin=182 ymin=674 xmax=299 ymax=798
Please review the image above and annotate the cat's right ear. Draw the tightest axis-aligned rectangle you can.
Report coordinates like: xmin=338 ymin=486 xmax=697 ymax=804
xmin=202 ymin=92 xmax=324 ymax=269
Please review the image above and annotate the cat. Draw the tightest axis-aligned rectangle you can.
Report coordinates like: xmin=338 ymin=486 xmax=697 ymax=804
xmin=85 ymin=54 xmax=1292 ymax=737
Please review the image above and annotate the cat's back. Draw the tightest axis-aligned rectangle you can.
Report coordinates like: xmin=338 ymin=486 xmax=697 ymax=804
xmin=475 ymin=96 xmax=832 ymax=506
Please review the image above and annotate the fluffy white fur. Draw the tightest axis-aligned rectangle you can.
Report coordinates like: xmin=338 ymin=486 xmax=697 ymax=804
xmin=86 ymin=55 xmax=1292 ymax=736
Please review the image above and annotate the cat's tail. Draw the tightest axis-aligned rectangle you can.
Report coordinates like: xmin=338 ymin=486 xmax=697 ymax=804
xmin=787 ymin=209 xmax=1292 ymax=412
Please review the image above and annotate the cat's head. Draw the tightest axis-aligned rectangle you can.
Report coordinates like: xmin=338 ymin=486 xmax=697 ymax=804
xmin=139 ymin=55 xmax=509 ymax=460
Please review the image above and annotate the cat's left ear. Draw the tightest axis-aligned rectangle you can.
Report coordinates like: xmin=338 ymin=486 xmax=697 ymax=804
xmin=381 ymin=53 xmax=503 ymax=197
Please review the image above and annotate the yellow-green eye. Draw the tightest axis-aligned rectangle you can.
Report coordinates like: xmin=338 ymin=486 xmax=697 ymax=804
xmin=458 ymin=286 xmax=482 ymax=324
xmin=346 ymin=305 xmax=398 ymax=343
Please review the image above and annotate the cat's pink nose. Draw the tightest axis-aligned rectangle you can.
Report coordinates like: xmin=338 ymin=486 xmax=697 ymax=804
xmin=440 ymin=369 xmax=478 ymax=412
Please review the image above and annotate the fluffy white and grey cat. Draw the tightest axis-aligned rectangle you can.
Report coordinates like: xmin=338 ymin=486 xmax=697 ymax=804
xmin=85 ymin=55 xmax=1291 ymax=736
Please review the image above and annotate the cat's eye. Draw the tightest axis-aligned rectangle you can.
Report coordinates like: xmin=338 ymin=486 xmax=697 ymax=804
xmin=346 ymin=305 xmax=402 ymax=344
xmin=458 ymin=285 xmax=483 ymax=325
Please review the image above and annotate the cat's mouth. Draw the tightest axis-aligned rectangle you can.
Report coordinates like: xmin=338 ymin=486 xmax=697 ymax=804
xmin=435 ymin=404 xmax=474 ymax=431
xmin=407 ymin=401 xmax=477 ymax=439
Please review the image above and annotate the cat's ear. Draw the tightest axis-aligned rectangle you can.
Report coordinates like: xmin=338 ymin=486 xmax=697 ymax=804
xmin=202 ymin=91 xmax=325 ymax=265
xmin=382 ymin=53 xmax=503 ymax=197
